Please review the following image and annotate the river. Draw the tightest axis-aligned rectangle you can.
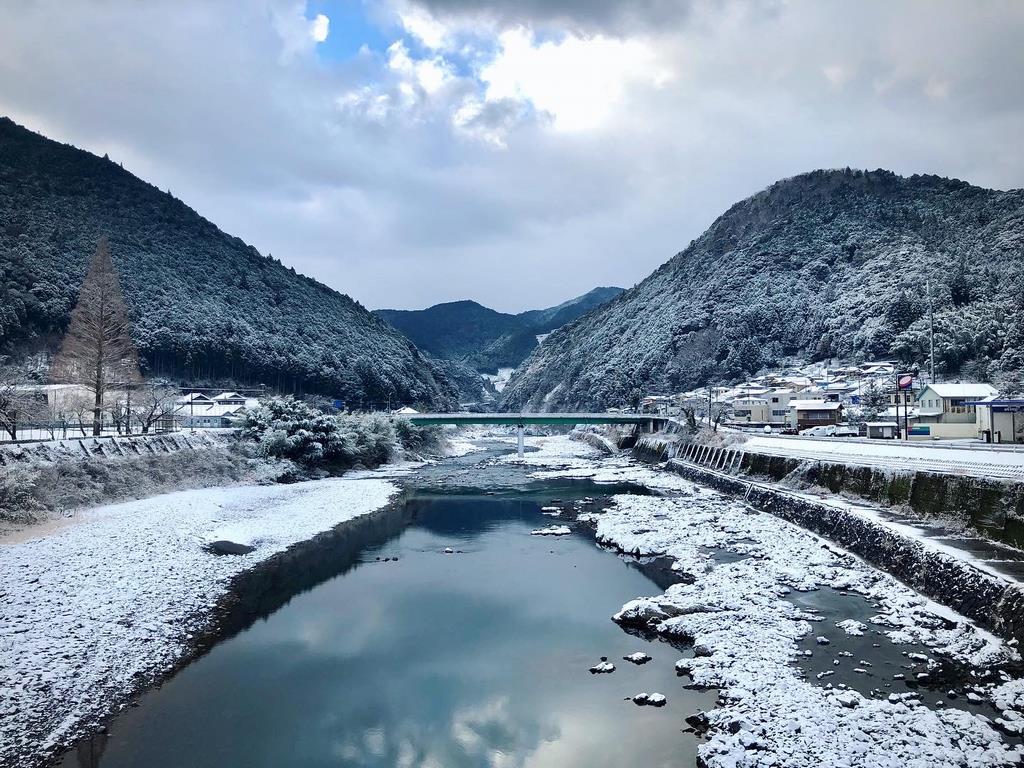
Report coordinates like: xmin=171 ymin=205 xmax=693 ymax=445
xmin=60 ymin=444 xmax=716 ymax=767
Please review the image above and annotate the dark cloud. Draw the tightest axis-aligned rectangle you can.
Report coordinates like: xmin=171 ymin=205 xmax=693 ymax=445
xmin=407 ymin=0 xmax=702 ymax=35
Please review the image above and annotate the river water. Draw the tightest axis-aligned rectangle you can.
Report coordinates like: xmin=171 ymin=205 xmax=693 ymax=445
xmin=60 ymin=445 xmax=716 ymax=768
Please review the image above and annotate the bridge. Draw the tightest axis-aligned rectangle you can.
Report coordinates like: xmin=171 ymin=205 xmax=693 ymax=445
xmin=404 ymin=412 xmax=668 ymax=457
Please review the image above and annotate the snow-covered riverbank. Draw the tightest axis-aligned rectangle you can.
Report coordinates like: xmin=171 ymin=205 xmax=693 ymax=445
xmin=504 ymin=435 xmax=1024 ymax=767
xmin=0 ymin=475 xmax=399 ymax=767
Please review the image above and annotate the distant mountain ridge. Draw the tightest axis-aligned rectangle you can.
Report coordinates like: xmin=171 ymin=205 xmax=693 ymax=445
xmin=0 ymin=117 xmax=457 ymax=408
xmin=501 ymin=169 xmax=1024 ymax=411
xmin=375 ymin=286 xmax=623 ymax=373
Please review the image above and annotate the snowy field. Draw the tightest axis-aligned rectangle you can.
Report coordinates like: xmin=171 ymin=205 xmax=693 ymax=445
xmin=0 ymin=475 xmax=399 ymax=767
xmin=738 ymin=434 xmax=1024 ymax=481
xmin=512 ymin=435 xmax=1024 ymax=767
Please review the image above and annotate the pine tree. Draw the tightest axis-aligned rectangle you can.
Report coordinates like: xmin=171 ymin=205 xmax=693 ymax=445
xmin=50 ymin=237 xmax=140 ymax=434
xmin=857 ymin=379 xmax=889 ymax=423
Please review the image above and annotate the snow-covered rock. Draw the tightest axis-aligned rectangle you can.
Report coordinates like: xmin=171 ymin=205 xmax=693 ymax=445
xmin=623 ymin=651 xmax=652 ymax=664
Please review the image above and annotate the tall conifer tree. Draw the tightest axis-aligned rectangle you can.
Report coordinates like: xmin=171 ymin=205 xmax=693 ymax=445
xmin=51 ymin=237 xmax=140 ymax=434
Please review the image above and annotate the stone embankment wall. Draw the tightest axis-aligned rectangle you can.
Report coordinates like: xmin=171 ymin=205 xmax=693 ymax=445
xmin=0 ymin=430 xmax=236 ymax=467
xmin=662 ymin=458 xmax=1024 ymax=645
xmin=0 ymin=431 xmax=253 ymax=524
xmin=644 ymin=439 xmax=1024 ymax=548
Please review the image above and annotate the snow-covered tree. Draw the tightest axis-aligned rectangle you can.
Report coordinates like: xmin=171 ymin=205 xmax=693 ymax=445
xmin=49 ymin=238 xmax=140 ymax=435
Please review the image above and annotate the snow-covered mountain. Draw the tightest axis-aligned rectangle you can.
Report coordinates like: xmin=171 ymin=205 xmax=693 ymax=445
xmin=0 ymin=117 xmax=457 ymax=408
xmin=501 ymin=169 xmax=1024 ymax=411
xmin=375 ymin=286 xmax=623 ymax=373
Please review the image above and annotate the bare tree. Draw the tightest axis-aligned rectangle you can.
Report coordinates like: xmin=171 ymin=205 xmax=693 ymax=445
xmin=0 ymin=360 xmax=35 ymax=440
xmin=50 ymin=238 xmax=140 ymax=435
xmin=135 ymin=380 xmax=180 ymax=434
xmin=677 ymin=395 xmax=700 ymax=433
xmin=709 ymin=400 xmax=732 ymax=432
xmin=65 ymin=394 xmax=95 ymax=437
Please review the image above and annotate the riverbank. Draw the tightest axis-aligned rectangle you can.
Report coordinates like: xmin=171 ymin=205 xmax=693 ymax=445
xmin=506 ymin=434 xmax=1024 ymax=767
xmin=0 ymin=474 xmax=401 ymax=768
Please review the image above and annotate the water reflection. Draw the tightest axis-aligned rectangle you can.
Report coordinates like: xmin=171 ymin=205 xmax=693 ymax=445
xmin=63 ymin=473 xmax=712 ymax=768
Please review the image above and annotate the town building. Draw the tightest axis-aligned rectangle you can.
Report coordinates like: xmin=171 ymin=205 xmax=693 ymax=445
xmin=765 ymin=388 xmax=796 ymax=425
xmin=971 ymin=396 xmax=1024 ymax=444
xmin=730 ymin=396 xmax=769 ymax=424
xmin=866 ymin=421 xmax=899 ymax=439
xmin=788 ymin=399 xmax=843 ymax=430
xmin=914 ymin=383 xmax=998 ymax=439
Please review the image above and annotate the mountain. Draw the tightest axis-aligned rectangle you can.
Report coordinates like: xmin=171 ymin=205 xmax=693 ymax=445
xmin=501 ymin=169 xmax=1024 ymax=411
xmin=0 ymin=117 xmax=457 ymax=408
xmin=375 ymin=287 xmax=624 ymax=373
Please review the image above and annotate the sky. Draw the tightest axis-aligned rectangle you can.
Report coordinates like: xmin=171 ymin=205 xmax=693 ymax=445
xmin=1 ymin=0 xmax=1023 ymax=312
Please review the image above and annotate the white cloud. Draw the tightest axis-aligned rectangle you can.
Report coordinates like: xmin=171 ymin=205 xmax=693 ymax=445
xmin=311 ymin=13 xmax=330 ymax=43
xmin=479 ymin=28 xmax=670 ymax=132
xmin=386 ymin=40 xmax=454 ymax=96
xmin=397 ymin=3 xmax=450 ymax=49
xmin=823 ymin=64 xmax=852 ymax=88
xmin=272 ymin=1 xmax=330 ymax=60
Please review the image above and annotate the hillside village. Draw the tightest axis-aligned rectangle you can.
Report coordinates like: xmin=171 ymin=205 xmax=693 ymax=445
xmin=638 ymin=360 xmax=1024 ymax=444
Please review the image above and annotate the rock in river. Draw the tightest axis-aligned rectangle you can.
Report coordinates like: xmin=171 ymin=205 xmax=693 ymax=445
xmin=206 ymin=540 xmax=255 ymax=556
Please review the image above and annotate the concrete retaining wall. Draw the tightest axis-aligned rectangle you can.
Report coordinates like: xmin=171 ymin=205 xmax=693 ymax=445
xmin=667 ymin=441 xmax=1024 ymax=548
xmin=0 ymin=431 xmax=236 ymax=467
xmin=661 ymin=459 xmax=1024 ymax=645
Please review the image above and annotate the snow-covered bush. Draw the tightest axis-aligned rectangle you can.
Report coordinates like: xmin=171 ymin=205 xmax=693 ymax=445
xmin=242 ymin=397 xmax=441 ymax=475
xmin=0 ymin=467 xmax=45 ymax=523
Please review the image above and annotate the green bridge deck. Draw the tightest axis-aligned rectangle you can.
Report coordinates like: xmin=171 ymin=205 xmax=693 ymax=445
xmin=404 ymin=412 xmax=667 ymax=427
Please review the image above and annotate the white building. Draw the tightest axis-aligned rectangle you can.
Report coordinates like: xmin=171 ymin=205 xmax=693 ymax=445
xmin=914 ymin=383 xmax=997 ymax=439
xmin=730 ymin=396 xmax=769 ymax=424
xmin=971 ymin=396 xmax=1024 ymax=444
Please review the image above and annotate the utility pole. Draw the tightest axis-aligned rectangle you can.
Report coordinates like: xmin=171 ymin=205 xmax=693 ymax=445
xmin=927 ymin=280 xmax=936 ymax=383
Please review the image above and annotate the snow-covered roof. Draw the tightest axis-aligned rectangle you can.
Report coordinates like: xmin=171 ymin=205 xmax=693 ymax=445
xmin=180 ymin=403 xmax=247 ymax=417
xmin=213 ymin=391 xmax=245 ymax=400
xmin=922 ymin=383 xmax=997 ymax=399
xmin=178 ymin=392 xmax=214 ymax=403
xmin=790 ymin=400 xmax=842 ymax=410
xmin=866 ymin=421 xmax=898 ymax=427
xmin=393 ymin=406 xmax=419 ymax=414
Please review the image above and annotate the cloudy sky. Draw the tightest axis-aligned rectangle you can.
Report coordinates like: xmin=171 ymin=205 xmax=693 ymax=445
xmin=1 ymin=1 xmax=1022 ymax=311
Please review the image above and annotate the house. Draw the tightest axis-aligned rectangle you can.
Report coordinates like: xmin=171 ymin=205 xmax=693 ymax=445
xmin=765 ymin=388 xmax=796 ymax=425
xmin=212 ymin=391 xmax=247 ymax=406
xmin=178 ymin=402 xmax=248 ymax=428
xmin=970 ymin=396 xmax=1024 ymax=444
xmin=730 ymin=396 xmax=769 ymax=424
xmin=392 ymin=406 xmax=419 ymax=415
xmin=177 ymin=392 xmax=215 ymax=407
xmin=788 ymin=399 xmax=843 ymax=430
xmin=914 ymin=383 xmax=997 ymax=439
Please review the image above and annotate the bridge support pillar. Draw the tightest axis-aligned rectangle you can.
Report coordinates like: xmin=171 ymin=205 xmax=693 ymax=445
xmin=517 ymin=424 xmax=525 ymax=458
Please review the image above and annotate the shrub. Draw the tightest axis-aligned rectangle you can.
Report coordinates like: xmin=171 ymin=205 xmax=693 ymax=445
xmin=242 ymin=397 xmax=443 ymax=475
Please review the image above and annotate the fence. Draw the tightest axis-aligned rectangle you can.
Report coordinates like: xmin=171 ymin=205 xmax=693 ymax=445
xmin=0 ymin=418 xmax=181 ymax=444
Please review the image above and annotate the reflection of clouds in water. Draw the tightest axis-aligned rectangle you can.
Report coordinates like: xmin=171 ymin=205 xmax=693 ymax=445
xmin=451 ymin=695 xmax=560 ymax=766
xmin=326 ymin=695 xmax=560 ymax=767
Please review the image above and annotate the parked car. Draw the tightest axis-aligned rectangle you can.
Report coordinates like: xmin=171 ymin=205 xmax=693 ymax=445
xmin=833 ymin=424 xmax=860 ymax=437
xmin=799 ymin=425 xmax=836 ymax=437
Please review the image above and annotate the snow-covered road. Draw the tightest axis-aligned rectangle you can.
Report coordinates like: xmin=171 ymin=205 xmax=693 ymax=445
xmin=739 ymin=434 xmax=1024 ymax=480
xmin=0 ymin=476 xmax=399 ymax=767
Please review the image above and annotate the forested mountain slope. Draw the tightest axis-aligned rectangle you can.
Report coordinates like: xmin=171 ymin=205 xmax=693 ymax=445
xmin=501 ymin=169 xmax=1024 ymax=411
xmin=375 ymin=286 xmax=623 ymax=372
xmin=0 ymin=117 xmax=457 ymax=408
